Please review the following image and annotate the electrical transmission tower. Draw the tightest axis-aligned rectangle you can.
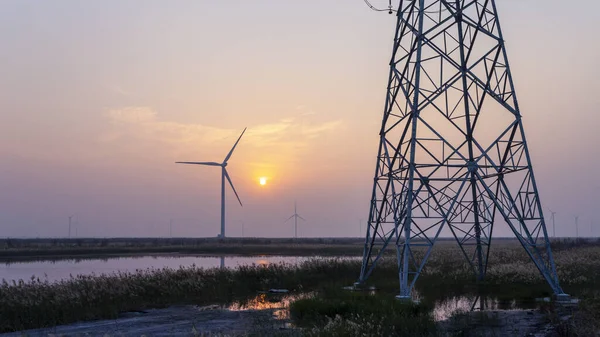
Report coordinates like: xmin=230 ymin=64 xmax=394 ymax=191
xmin=357 ymin=0 xmax=567 ymax=300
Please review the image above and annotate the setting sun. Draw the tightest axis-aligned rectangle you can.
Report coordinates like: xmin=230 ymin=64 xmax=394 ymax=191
xmin=259 ymin=177 xmax=267 ymax=186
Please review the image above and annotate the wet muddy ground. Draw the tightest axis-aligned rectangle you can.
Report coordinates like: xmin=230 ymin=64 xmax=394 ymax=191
xmin=1 ymin=305 xmax=564 ymax=337
xmin=440 ymin=309 xmax=556 ymax=336
xmin=0 ymin=305 xmax=294 ymax=337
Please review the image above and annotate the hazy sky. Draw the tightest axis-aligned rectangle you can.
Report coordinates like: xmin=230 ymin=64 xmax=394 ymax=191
xmin=0 ymin=0 xmax=598 ymax=238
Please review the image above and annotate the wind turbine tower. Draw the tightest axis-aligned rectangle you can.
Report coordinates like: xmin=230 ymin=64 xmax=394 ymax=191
xmin=548 ymin=208 xmax=557 ymax=238
xmin=176 ymin=128 xmax=246 ymax=238
xmin=285 ymin=201 xmax=305 ymax=239
xmin=357 ymin=0 xmax=567 ymax=300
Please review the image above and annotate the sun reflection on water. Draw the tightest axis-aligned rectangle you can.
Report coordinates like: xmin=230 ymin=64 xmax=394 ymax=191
xmin=228 ymin=292 xmax=313 ymax=321
xmin=224 ymin=290 xmax=532 ymax=325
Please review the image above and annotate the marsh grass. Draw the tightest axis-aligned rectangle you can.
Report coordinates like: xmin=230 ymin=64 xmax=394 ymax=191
xmin=289 ymin=288 xmax=437 ymax=336
xmin=0 ymin=259 xmax=363 ymax=332
xmin=1 ymin=242 xmax=600 ymax=334
xmin=290 ymin=242 xmax=600 ymax=336
xmin=539 ymin=290 xmax=600 ymax=337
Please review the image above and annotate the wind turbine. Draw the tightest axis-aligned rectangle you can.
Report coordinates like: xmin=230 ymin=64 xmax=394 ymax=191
xmin=547 ymin=207 xmax=557 ymax=238
xmin=285 ymin=201 xmax=305 ymax=238
xmin=176 ymin=127 xmax=246 ymax=238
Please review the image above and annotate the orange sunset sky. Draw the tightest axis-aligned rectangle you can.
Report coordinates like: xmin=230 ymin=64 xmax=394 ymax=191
xmin=0 ymin=0 xmax=598 ymax=238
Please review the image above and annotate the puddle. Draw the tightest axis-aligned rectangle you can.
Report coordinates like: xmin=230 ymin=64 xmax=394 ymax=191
xmin=416 ymin=294 xmax=539 ymax=322
xmin=211 ymin=291 xmax=536 ymax=327
xmin=430 ymin=296 xmax=520 ymax=321
xmin=227 ymin=291 xmax=314 ymax=328
xmin=4 ymin=292 xmax=544 ymax=336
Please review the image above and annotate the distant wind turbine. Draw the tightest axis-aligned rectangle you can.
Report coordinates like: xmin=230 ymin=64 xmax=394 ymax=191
xmin=547 ymin=207 xmax=557 ymax=238
xmin=285 ymin=201 xmax=305 ymax=238
xmin=176 ymin=127 xmax=246 ymax=238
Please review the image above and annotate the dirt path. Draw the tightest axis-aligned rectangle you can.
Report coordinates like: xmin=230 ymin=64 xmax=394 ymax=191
xmin=439 ymin=309 xmax=557 ymax=336
xmin=1 ymin=306 xmax=293 ymax=337
xmin=2 ymin=305 xmax=565 ymax=336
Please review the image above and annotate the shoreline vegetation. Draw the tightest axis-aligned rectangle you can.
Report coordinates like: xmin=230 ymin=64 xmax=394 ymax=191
xmin=0 ymin=240 xmax=598 ymax=335
xmin=0 ymin=237 xmax=365 ymax=262
xmin=0 ymin=237 xmax=597 ymax=262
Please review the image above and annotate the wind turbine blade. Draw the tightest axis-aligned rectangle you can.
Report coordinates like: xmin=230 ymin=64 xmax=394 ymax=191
xmin=223 ymin=127 xmax=247 ymax=163
xmin=285 ymin=215 xmax=294 ymax=222
xmin=298 ymin=215 xmax=306 ymax=221
xmin=223 ymin=169 xmax=243 ymax=206
xmin=175 ymin=161 xmax=222 ymax=166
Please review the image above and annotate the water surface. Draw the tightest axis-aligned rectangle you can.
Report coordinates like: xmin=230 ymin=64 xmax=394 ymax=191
xmin=0 ymin=255 xmax=341 ymax=283
xmin=229 ymin=291 xmax=532 ymax=323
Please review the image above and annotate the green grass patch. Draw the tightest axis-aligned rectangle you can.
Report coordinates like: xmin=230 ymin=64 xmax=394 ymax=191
xmin=289 ymin=288 xmax=437 ymax=336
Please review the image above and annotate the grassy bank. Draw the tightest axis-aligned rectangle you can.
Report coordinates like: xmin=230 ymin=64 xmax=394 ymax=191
xmin=0 ymin=237 xmax=596 ymax=262
xmin=1 ymin=243 xmax=599 ymax=334
xmin=0 ymin=237 xmax=368 ymax=261
xmin=0 ymin=244 xmax=365 ymax=263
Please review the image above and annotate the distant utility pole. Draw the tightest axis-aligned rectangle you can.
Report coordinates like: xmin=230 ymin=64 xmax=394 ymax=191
xmin=548 ymin=209 xmax=557 ymax=238
xmin=169 ymin=219 xmax=173 ymax=238
xmin=359 ymin=219 xmax=363 ymax=238
xmin=68 ymin=215 xmax=73 ymax=239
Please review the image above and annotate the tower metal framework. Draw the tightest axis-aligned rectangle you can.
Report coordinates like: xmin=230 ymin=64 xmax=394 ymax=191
xmin=357 ymin=0 xmax=566 ymax=299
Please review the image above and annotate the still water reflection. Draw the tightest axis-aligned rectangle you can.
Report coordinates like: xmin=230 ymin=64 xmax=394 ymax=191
xmin=227 ymin=292 xmax=530 ymax=323
xmin=0 ymin=255 xmax=340 ymax=283
xmin=1 ymin=255 xmax=532 ymax=323
xmin=431 ymin=296 xmax=525 ymax=321
xmin=229 ymin=292 xmax=314 ymax=321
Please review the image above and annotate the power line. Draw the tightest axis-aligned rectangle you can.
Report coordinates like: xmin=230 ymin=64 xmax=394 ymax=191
xmin=363 ymin=1 xmax=450 ymax=14
xmin=363 ymin=0 xmax=394 ymax=13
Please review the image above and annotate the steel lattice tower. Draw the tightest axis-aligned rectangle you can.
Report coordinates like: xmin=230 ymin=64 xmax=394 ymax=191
xmin=357 ymin=0 xmax=567 ymax=299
